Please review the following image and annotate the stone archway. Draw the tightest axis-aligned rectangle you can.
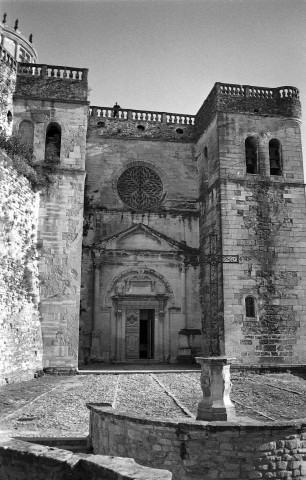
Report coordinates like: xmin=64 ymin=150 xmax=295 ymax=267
xmin=105 ymin=269 xmax=174 ymax=362
xmin=104 ymin=268 xmax=174 ymax=306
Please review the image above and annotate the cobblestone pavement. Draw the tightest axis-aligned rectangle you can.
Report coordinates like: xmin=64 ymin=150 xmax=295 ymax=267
xmin=1 ymin=371 xmax=306 ymax=438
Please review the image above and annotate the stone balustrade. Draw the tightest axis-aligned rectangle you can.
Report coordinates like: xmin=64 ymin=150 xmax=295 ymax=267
xmin=0 ymin=44 xmax=17 ymax=69
xmin=15 ymin=63 xmax=89 ymax=102
xmin=89 ymin=106 xmax=195 ymax=125
xmin=195 ymin=82 xmax=301 ymax=136
xmin=17 ymin=63 xmax=88 ymax=82
xmin=278 ymin=85 xmax=300 ymax=98
xmin=218 ymin=82 xmax=299 ymax=99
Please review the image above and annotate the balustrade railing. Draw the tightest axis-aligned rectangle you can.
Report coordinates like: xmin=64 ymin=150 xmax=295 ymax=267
xmin=0 ymin=44 xmax=16 ymax=69
xmin=17 ymin=63 xmax=88 ymax=81
xmin=89 ymin=106 xmax=195 ymax=125
xmin=278 ymin=86 xmax=300 ymax=99
xmin=218 ymin=82 xmax=299 ymax=99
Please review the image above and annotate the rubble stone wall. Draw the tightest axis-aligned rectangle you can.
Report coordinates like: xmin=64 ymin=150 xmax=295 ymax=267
xmin=0 ymin=45 xmax=16 ymax=134
xmin=89 ymin=405 xmax=306 ymax=480
xmin=0 ymin=150 xmax=43 ymax=385
xmin=88 ymin=112 xmax=195 ymax=142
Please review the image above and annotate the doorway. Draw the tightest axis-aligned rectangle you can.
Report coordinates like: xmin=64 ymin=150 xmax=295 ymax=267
xmin=125 ymin=308 xmax=155 ymax=359
xmin=139 ymin=309 xmax=154 ymax=359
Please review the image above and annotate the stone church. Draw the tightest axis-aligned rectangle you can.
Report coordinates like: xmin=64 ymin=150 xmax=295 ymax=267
xmin=1 ymin=17 xmax=306 ymax=382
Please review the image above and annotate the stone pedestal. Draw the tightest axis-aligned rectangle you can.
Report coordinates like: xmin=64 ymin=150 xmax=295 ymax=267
xmin=195 ymin=356 xmax=236 ymax=421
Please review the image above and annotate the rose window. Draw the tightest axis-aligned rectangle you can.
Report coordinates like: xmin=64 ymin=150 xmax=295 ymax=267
xmin=117 ymin=166 xmax=163 ymax=210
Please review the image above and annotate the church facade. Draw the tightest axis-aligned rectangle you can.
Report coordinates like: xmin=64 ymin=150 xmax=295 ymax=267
xmin=1 ymin=18 xmax=306 ymax=380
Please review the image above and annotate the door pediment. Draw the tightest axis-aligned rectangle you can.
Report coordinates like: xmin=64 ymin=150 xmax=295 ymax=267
xmin=97 ymin=223 xmax=184 ymax=252
xmin=115 ymin=231 xmax=173 ymax=251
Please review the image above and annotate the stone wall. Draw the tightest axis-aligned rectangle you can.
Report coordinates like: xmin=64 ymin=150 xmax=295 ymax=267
xmin=196 ymin=90 xmax=306 ymax=364
xmin=0 ymin=435 xmax=171 ymax=479
xmin=13 ymin=95 xmax=88 ymax=371
xmin=88 ymin=109 xmax=195 ymax=142
xmin=80 ymin=132 xmax=200 ymax=363
xmin=89 ymin=405 xmax=306 ymax=480
xmin=0 ymin=150 xmax=43 ymax=385
xmin=15 ymin=63 xmax=88 ymax=102
xmin=196 ymin=116 xmax=225 ymax=356
xmin=217 ymin=113 xmax=306 ymax=364
xmin=0 ymin=45 xmax=16 ymax=134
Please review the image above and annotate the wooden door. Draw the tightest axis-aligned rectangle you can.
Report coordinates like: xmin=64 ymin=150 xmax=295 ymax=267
xmin=125 ymin=309 xmax=139 ymax=359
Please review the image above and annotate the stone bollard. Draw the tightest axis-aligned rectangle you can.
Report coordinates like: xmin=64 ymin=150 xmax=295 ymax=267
xmin=195 ymin=357 xmax=236 ymax=421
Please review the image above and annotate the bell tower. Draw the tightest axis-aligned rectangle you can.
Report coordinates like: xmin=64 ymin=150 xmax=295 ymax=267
xmin=196 ymin=83 xmax=306 ymax=365
xmin=13 ymin=59 xmax=89 ymax=371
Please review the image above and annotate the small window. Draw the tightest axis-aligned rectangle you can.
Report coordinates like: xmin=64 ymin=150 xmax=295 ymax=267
xmin=7 ymin=110 xmax=13 ymax=123
xmin=245 ymin=296 xmax=256 ymax=318
xmin=18 ymin=120 xmax=34 ymax=148
xmin=269 ymin=139 xmax=282 ymax=176
xmin=45 ymin=122 xmax=61 ymax=161
xmin=19 ymin=47 xmax=26 ymax=62
xmin=245 ymin=137 xmax=258 ymax=174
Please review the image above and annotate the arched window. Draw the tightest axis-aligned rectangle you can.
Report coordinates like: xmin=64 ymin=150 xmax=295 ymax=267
xmin=18 ymin=120 xmax=34 ymax=148
xmin=45 ymin=122 xmax=61 ymax=161
xmin=7 ymin=111 xmax=13 ymax=123
xmin=269 ymin=139 xmax=282 ymax=176
xmin=245 ymin=137 xmax=258 ymax=174
xmin=245 ymin=296 xmax=256 ymax=318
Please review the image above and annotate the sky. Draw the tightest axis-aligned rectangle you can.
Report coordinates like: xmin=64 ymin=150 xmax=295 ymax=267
xmin=1 ymin=0 xmax=306 ymax=160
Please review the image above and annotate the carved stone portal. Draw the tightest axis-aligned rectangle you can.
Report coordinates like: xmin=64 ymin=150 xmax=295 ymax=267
xmin=195 ymin=356 xmax=236 ymax=421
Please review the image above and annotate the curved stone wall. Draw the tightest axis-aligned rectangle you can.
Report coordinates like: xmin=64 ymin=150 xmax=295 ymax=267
xmin=88 ymin=404 xmax=306 ymax=480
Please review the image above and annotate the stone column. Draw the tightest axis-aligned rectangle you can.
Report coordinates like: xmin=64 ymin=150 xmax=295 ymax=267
xmin=100 ymin=307 xmax=111 ymax=362
xmin=180 ymin=264 xmax=187 ymax=328
xmin=115 ymin=301 xmax=123 ymax=362
xmin=258 ymin=133 xmax=269 ymax=176
xmin=89 ymin=258 xmax=104 ymax=362
xmin=195 ymin=356 xmax=236 ymax=421
xmin=178 ymin=264 xmax=191 ymax=361
xmin=168 ymin=307 xmax=180 ymax=363
xmin=156 ymin=296 xmax=167 ymax=361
